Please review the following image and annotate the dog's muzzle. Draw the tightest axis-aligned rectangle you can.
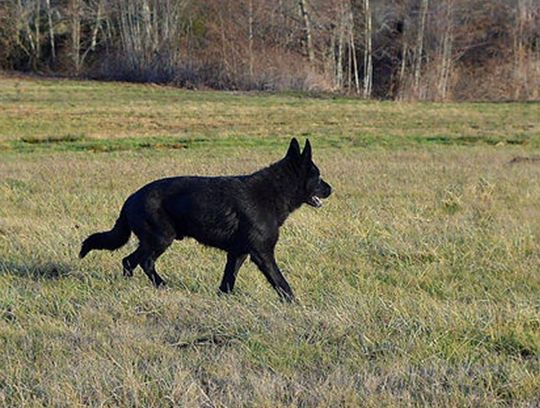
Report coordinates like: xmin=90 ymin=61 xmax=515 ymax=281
xmin=306 ymin=180 xmax=332 ymax=208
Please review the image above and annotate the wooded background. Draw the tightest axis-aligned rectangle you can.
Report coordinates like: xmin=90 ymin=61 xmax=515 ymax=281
xmin=1 ymin=0 xmax=539 ymax=100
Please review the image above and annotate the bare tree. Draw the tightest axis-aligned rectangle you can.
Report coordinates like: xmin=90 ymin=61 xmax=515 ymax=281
xmin=69 ymin=0 xmax=81 ymax=73
xmin=44 ymin=0 xmax=55 ymax=62
xmin=15 ymin=0 xmax=39 ymax=68
xmin=413 ymin=0 xmax=429 ymax=97
xmin=0 ymin=0 xmax=539 ymax=99
xmin=362 ymin=0 xmax=372 ymax=98
xmin=248 ymin=0 xmax=254 ymax=78
xmin=435 ymin=0 xmax=454 ymax=100
xmin=80 ymin=0 xmax=104 ymax=66
xmin=513 ymin=0 xmax=538 ymax=99
xmin=299 ymin=0 xmax=315 ymax=64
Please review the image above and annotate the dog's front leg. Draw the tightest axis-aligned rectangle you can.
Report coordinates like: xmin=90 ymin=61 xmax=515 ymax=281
xmin=250 ymin=250 xmax=295 ymax=302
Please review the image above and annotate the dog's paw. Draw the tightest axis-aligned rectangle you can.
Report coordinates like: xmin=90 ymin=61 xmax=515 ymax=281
xmin=155 ymin=280 xmax=168 ymax=290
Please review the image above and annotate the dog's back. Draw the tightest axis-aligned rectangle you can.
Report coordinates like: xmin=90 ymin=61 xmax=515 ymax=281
xmin=125 ymin=175 xmax=249 ymax=252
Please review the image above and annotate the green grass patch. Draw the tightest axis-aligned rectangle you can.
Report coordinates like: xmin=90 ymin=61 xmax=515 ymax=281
xmin=1 ymin=75 xmax=539 ymax=149
xmin=0 ymin=132 xmax=534 ymax=154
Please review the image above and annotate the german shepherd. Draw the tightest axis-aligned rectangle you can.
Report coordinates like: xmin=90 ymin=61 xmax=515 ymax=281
xmin=80 ymin=138 xmax=332 ymax=301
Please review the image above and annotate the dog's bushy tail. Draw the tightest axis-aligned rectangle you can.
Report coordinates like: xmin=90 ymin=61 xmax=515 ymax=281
xmin=79 ymin=209 xmax=131 ymax=259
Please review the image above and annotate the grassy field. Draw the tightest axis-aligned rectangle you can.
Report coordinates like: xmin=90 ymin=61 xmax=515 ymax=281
xmin=0 ymin=75 xmax=539 ymax=406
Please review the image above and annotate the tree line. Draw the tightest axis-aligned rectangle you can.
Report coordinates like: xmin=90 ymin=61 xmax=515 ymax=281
xmin=1 ymin=0 xmax=539 ymax=100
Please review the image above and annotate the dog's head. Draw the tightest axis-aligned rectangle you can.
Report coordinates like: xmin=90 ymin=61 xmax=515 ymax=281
xmin=285 ymin=138 xmax=332 ymax=208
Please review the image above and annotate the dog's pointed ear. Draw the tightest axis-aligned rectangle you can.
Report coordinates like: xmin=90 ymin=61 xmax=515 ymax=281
xmin=302 ymin=139 xmax=312 ymax=162
xmin=286 ymin=137 xmax=301 ymax=159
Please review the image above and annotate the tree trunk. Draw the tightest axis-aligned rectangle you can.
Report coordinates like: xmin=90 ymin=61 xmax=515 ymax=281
xmin=45 ymin=0 xmax=55 ymax=62
xmin=351 ymin=27 xmax=360 ymax=93
xmin=435 ymin=0 xmax=454 ymax=101
xmin=81 ymin=0 xmax=104 ymax=65
xmin=35 ymin=0 xmax=41 ymax=64
xmin=336 ymin=14 xmax=344 ymax=88
xmin=299 ymin=0 xmax=315 ymax=65
xmin=513 ymin=0 xmax=534 ymax=100
xmin=16 ymin=0 xmax=36 ymax=61
xmin=413 ymin=0 xmax=429 ymax=97
xmin=248 ymin=0 xmax=254 ymax=79
xmin=362 ymin=0 xmax=372 ymax=98
xmin=439 ymin=26 xmax=453 ymax=100
xmin=398 ymin=41 xmax=408 ymax=99
xmin=70 ymin=0 xmax=81 ymax=74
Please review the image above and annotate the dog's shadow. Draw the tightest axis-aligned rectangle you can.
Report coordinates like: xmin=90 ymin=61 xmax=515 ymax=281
xmin=0 ymin=259 xmax=73 ymax=281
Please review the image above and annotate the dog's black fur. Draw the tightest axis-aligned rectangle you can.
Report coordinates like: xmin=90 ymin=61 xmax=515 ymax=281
xmin=79 ymin=138 xmax=332 ymax=301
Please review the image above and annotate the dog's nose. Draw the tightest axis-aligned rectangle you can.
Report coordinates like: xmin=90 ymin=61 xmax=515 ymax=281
xmin=325 ymin=183 xmax=332 ymax=197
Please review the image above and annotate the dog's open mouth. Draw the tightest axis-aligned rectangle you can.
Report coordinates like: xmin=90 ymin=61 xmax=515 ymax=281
xmin=306 ymin=195 xmax=323 ymax=208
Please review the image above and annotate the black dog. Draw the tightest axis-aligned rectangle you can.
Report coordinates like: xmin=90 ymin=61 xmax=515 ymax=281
xmin=80 ymin=138 xmax=332 ymax=301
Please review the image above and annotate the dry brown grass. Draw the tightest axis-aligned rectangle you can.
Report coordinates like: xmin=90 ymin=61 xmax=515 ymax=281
xmin=0 ymin=77 xmax=539 ymax=406
xmin=1 ymin=147 xmax=540 ymax=406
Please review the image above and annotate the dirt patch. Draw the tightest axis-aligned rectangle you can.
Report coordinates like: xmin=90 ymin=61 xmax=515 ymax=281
xmin=508 ymin=156 xmax=540 ymax=165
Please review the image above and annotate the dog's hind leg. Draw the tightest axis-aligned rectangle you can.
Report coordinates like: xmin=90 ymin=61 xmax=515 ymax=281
xmin=130 ymin=211 xmax=176 ymax=287
xmin=122 ymin=247 xmax=143 ymax=277
xmin=219 ymin=253 xmax=248 ymax=294
xmin=138 ymin=238 xmax=173 ymax=288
